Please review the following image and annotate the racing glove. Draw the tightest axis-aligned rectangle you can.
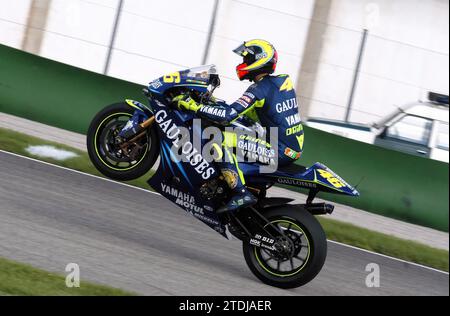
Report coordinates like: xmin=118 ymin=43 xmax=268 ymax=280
xmin=172 ymin=95 xmax=203 ymax=112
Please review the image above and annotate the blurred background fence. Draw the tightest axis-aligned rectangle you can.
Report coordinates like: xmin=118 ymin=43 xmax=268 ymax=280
xmin=1 ymin=0 xmax=448 ymax=124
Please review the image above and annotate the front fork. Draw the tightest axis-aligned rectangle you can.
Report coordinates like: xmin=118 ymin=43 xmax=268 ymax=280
xmin=117 ymin=110 xmax=156 ymax=159
xmin=119 ymin=98 xmax=156 ymax=139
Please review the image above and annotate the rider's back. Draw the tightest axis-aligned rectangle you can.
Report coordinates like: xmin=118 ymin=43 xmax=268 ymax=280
xmin=250 ymin=75 xmax=303 ymax=154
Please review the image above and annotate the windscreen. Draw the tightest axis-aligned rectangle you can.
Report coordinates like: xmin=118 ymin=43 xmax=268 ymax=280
xmin=183 ymin=65 xmax=218 ymax=81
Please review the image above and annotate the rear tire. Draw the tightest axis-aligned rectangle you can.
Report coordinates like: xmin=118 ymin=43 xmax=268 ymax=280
xmin=87 ymin=102 xmax=159 ymax=181
xmin=242 ymin=205 xmax=327 ymax=289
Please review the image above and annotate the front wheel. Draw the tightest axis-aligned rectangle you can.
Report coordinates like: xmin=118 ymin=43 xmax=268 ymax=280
xmin=87 ymin=102 xmax=159 ymax=181
xmin=242 ymin=206 xmax=327 ymax=289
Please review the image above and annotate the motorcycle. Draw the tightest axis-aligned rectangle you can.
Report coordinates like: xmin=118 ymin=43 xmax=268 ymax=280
xmin=86 ymin=65 xmax=359 ymax=289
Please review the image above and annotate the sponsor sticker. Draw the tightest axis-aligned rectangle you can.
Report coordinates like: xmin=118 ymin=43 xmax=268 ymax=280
xmin=275 ymin=97 xmax=298 ymax=113
xmin=155 ymin=110 xmax=216 ymax=180
xmin=284 ymin=147 xmax=301 ymax=160
xmin=250 ymin=239 xmax=261 ymax=246
xmin=150 ymin=79 xmax=162 ymax=89
xmin=241 ymin=96 xmax=252 ymax=104
xmin=256 ymin=52 xmax=268 ymax=59
xmin=236 ymin=99 xmax=250 ymax=109
xmin=161 ymin=183 xmax=204 ymax=214
xmin=277 ymin=178 xmax=317 ymax=188
xmin=244 ymin=92 xmax=256 ymax=99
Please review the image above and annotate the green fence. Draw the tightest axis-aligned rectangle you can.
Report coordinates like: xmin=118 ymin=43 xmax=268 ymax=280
xmin=0 ymin=44 xmax=448 ymax=231
xmin=0 ymin=44 xmax=146 ymax=134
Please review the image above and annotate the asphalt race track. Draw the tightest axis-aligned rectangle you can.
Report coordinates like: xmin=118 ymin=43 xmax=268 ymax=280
xmin=0 ymin=150 xmax=448 ymax=296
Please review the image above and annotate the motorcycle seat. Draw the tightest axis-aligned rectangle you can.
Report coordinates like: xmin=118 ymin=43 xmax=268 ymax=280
xmin=277 ymin=163 xmax=307 ymax=175
xmin=240 ymin=161 xmax=308 ymax=179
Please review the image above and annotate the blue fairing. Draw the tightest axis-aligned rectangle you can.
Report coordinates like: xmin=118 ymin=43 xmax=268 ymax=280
xmin=147 ymin=68 xmax=210 ymax=96
xmin=146 ymin=97 xmax=228 ymax=237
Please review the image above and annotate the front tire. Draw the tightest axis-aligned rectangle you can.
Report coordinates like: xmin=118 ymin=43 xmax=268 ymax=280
xmin=242 ymin=205 xmax=327 ymax=289
xmin=87 ymin=102 xmax=159 ymax=181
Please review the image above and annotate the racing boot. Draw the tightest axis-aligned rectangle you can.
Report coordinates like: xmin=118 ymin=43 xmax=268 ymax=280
xmin=216 ymin=167 xmax=257 ymax=214
xmin=217 ymin=186 xmax=257 ymax=214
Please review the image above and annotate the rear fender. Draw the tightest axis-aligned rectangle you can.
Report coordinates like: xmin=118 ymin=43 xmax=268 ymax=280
xmin=273 ymin=162 xmax=360 ymax=197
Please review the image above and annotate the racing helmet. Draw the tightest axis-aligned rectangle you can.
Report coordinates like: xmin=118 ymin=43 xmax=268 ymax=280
xmin=233 ymin=39 xmax=278 ymax=81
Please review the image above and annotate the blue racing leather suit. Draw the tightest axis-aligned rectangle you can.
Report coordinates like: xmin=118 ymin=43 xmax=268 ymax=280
xmin=195 ymin=75 xmax=304 ymax=171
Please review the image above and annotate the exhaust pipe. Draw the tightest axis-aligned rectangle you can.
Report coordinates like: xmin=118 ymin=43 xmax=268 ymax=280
xmin=306 ymin=203 xmax=334 ymax=215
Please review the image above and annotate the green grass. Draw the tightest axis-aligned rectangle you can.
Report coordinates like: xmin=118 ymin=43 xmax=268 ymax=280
xmin=0 ymin=127 xmax=153 ymax=189
xmin=0 ymin=127 xmax=448 ymax=274
xmin=319 ymin=217 xmax=449 ymax=272
xmin=0 ymin=257 xmax=133 ymax=296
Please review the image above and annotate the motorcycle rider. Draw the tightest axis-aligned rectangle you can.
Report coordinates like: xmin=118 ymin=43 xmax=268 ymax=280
xmin=173 ymin=39 xmax=304 ymax=213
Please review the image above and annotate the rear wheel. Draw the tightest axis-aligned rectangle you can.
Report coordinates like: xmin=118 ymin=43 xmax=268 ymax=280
xmin=87 ymin=102 xmax=159 ymax=181
xmin=242 ymin=205 xmax=327 ymax=289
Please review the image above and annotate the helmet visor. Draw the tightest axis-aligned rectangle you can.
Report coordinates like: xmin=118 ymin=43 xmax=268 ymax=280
xmin=233 ymin=43 xmax=254 ymax=57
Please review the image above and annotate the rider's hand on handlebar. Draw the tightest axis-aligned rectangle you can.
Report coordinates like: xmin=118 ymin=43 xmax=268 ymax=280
xmin=172 ymin=95 xmax=202 ymax=113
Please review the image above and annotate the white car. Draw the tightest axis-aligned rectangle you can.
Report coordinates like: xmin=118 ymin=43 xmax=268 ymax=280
xmin=305 ymin=93 xmax=449 ymax=163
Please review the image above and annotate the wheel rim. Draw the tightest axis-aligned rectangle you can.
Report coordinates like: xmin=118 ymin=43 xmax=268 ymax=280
xmin=254 ymin=219 xmax=311 ymax=277
xmin=94 ymin=112 xmax=150 ymax=171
